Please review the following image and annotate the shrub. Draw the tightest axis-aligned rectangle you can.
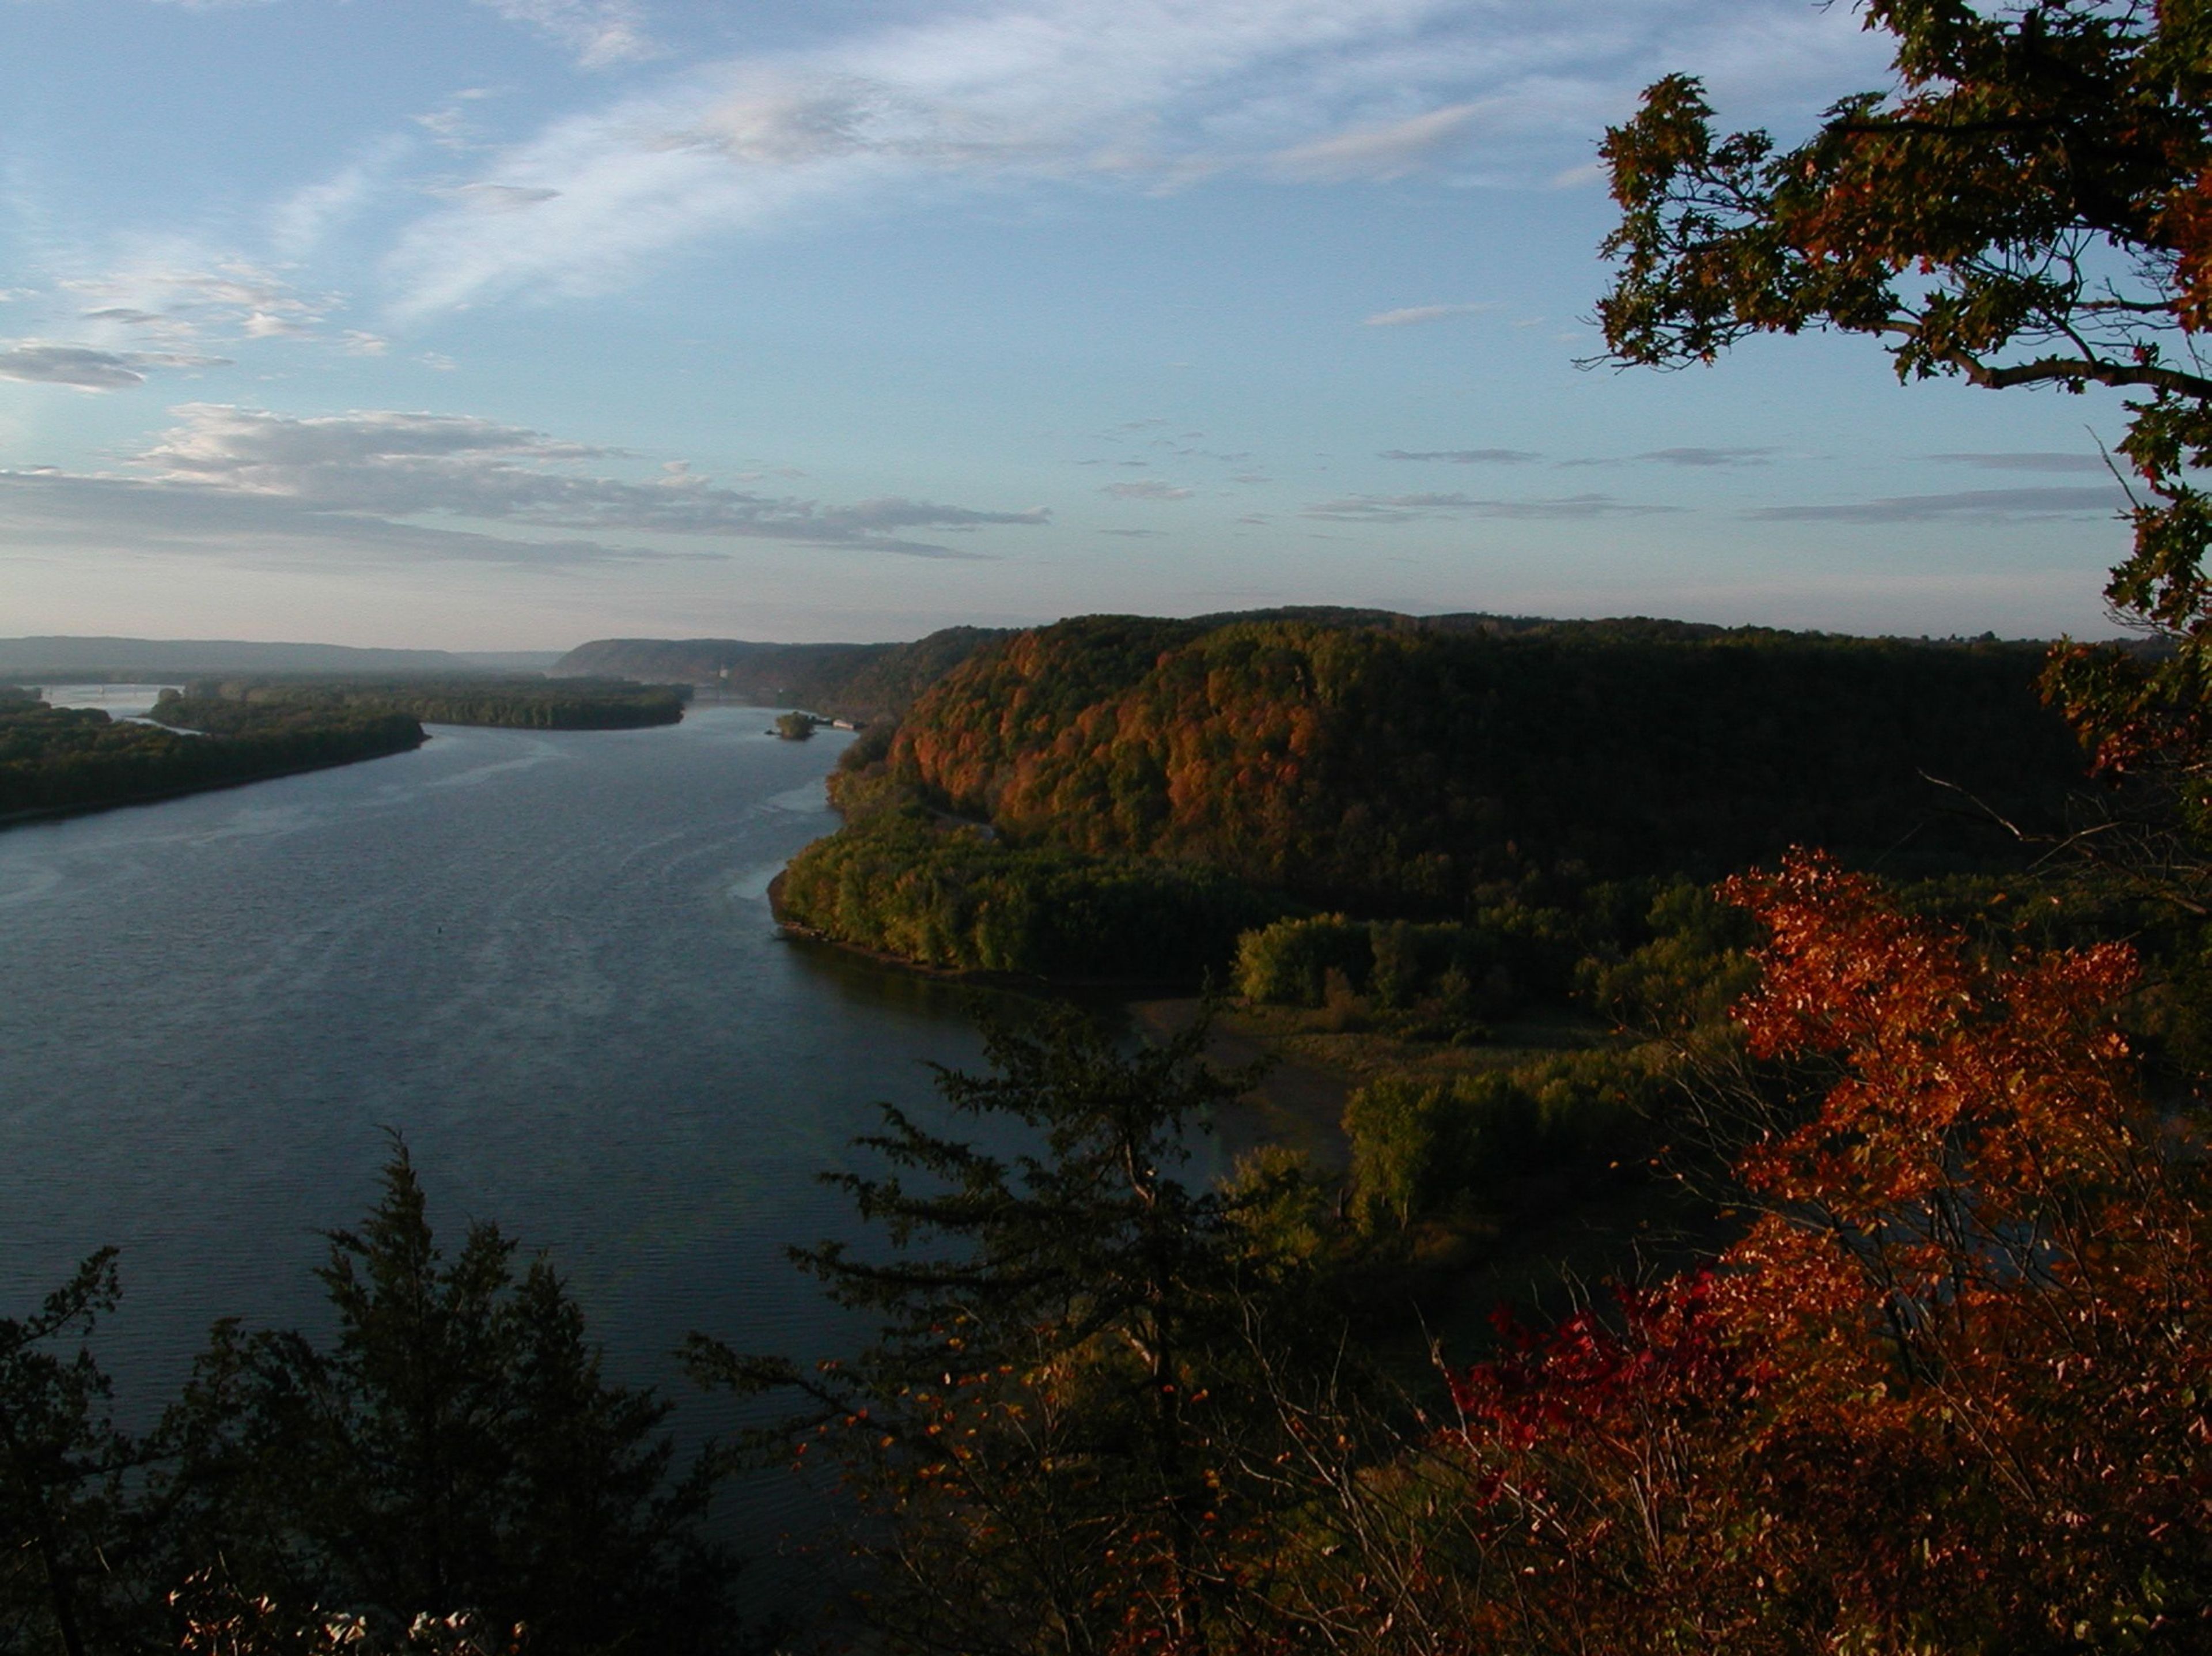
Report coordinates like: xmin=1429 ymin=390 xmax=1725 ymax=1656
xmin=1343 ymin=1051 xmax=1662 ymax=1232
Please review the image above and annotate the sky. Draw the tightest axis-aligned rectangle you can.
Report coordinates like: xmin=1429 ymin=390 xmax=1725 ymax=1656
xmin=0 ymin=0 xmax=2152 ymax=648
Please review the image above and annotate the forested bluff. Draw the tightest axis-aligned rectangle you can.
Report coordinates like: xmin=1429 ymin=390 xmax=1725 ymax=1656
xmin=766 ymin=609 xmax=2089 ymax=974
xmin=158 ymin=675 xmax=690 ymax=732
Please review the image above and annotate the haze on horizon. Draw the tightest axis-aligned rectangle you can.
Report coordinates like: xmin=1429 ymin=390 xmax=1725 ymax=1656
xmin=0 ymin=0 xmax=2145 ymax=651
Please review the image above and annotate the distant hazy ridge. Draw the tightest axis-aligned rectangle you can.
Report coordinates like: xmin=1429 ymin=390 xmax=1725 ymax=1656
xmin=550 ymin=627 xmax=1013 ymax=724
xmin=0 ymin=637 xmax=562 ymax=680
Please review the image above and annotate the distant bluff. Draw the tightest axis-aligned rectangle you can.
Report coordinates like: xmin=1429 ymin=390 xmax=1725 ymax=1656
xmin=547 ymin=610 xmax=1744 ymax=725
xmin=549 ymin=628 xmax=1012 ymax=724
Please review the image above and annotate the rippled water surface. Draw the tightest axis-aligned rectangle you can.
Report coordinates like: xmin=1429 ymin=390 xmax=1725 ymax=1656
xmin=0 ymin=707 xmax=1012 ymax=1587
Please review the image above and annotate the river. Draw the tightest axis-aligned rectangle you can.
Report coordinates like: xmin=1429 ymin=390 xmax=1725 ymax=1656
xmin=0 ymin=701 xmax=1060 ymax=1601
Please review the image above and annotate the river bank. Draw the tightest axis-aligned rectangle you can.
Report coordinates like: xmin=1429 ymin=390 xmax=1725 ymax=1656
xmin=1127 ymin=997 xmax=1351 ymax=1173
xmin=0 ymin=701 xmax=429 ymax=826
xmin=770 ymin=864 xmax=1360 ymax=1169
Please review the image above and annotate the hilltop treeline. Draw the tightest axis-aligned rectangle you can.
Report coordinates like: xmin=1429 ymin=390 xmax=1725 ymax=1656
xmin=0 ymin=695 xmax=424 ymax=821
xmin=552 ymin=613 xmax=1726 ymax=727
xmin=882 ymin=615 xmax=2086 ymax=908
xmin=166 ymin=676 xmax=688 ymax=731
xmin=554 ymin=608 xmax=1964 ymax=729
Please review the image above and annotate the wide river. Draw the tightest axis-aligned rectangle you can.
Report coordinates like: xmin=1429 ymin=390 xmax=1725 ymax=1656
xmin=0 ymin=701 xmax=1111 ymax=1601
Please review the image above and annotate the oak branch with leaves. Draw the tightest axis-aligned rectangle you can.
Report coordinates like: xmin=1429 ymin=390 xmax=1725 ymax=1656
xmin=1599 ymin=0 xmax=2212 ymax=778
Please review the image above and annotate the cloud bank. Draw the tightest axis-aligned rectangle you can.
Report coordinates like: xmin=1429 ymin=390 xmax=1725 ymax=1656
xmin=3 ymin=403 xmax=1048 ymax=563
xmin=1304 ymin=490 xmax=1681 ymax=522
xmin=1748 ymin=486 xmax=2127 ymax=523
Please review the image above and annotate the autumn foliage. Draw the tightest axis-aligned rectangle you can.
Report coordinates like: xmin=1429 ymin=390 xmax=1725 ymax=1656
xmin=874 ymin=614 xmax=2079 ymax=914
xmin=1447 ymin=852 xmax=2212 ymax=1652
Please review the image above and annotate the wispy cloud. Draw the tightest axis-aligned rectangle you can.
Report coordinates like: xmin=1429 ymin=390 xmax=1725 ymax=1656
xmin=269 ymin=135 xmax=415 ymax=260
xmin=0 ymin=342 xmax=229 ymax=391
xmin=1103 ymin=479 xmax=1194 ymax=501
xmin=1560 ymin=445 xmax=1778 ymax=468
xmin=63 ymin=263 xmax=341 ymax=347
xmin=1638 ymin=445 xmax=1775 ymax=467
xmin=474 ymin=0 xmax=660 ymax=68
xmin=1361 ymin=301 xmax=1495 ymax=327
xmin=380 ymin=0 xmax=1888 ymax=315
xmin=1747 ymin=486 xmax=2126 ymax=523
xmin=1379 ymin=447 xmax=1538 ymax=463
xmin=1304 ymin=490 xmax=1681 ymax=522
xmin=0 ymin=471 xmax=684 ymax=567
xmin=1930 ymin=451 xmax=2113 ymax=474
xmin=1275 ymin=104 xmax=1482 ymax=183
xmin=440 ymin=183 xmax=567 ymax=213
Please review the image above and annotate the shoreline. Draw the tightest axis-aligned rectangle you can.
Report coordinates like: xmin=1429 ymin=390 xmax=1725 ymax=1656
xmin=765 ymin=868 xmax=1209 ymax=996
xmin=1130 ymin=996 xmax=1353 ymax=1174
xmin=770 ymin=871 xmax=1354 ymax=1170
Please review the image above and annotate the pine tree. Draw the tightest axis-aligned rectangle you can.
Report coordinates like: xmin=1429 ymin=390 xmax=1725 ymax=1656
xmin=169 ymin=1144 xmax=732 ymax=1655
xmin=690 ymin=1005 xmax=1335 ymax=1655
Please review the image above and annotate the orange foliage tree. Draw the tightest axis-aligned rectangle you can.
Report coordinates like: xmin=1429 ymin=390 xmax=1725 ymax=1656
xmin=1446 ymin=851 xmax=2212 ymax=1651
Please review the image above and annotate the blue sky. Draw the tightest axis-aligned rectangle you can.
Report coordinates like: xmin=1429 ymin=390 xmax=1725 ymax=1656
xmin=0 ymin=0 xmax=2145 ymax=648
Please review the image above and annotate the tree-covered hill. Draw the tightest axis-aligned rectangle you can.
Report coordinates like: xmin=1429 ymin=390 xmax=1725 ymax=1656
xmin=850 ymin=614 xmax=2092 ymax=918
xmin=552 ymin=637 xmax=889 ymax=694
xmin=553 ymin=611 xmax=1796 ymax=734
